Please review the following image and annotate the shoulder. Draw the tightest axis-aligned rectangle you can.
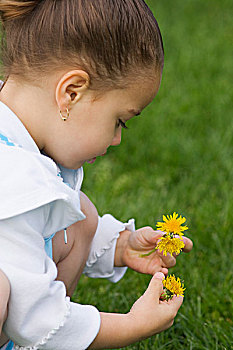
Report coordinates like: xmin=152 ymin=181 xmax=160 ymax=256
xmin=0 ymin=146 xmax=85 ymax=223
xmin=0 ymin=144 xmax=58 ymax=192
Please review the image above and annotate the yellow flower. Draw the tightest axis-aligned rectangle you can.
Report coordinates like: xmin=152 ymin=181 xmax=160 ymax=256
xmin=156 ymin=235 xmax=185 ymax=256
xmin=161 ymin=275 xmax=185 ymax=300
xmin=156 ymin=212 xmax=188 ymax=236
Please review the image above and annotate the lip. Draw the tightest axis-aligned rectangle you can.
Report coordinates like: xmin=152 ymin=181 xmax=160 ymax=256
xmin=86 ymin=157 xmax=96 ymax=164
xmin=86 ymin=152 xmax=107 ymax=164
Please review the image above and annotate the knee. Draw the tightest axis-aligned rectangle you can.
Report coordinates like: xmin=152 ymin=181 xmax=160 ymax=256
xmin=0 ymin=270 xmax=10 ymax=332
xmin=79 ymin=191 xmax=98 ymax=239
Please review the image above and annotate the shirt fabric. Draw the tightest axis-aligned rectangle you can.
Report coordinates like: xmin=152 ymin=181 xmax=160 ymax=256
xmin=0 ymin=340 xmax=14 ymax=350
xmin=0 ymin=101 xmax=135 ymax=349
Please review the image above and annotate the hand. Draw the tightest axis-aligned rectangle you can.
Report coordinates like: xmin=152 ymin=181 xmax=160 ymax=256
xmin=115 ymin=227 xmax=193 ymax=275
xmin=89 ymin=272 xmax=183 ymax=348
xmin=128 ymin=272 xmax=183 ymax=337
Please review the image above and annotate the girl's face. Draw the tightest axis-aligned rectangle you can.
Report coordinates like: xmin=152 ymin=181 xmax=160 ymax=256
xmin=46 ymin=73 xmax=161 ymax=169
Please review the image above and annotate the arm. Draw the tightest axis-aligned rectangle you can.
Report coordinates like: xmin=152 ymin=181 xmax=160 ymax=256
xmin=83 ymin=213 xmax=193 ymax=281
xmin=0 ymin=206 xmax=100 ymax=350
xmin=89 ymin=273 xmax=183 ymax=349
xmin=0 ymin=209 xmax=182 ymax=350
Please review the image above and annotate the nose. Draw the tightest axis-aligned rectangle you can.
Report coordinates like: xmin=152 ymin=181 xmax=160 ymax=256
xmin=111 ymin=127 xmax=122 ymax=146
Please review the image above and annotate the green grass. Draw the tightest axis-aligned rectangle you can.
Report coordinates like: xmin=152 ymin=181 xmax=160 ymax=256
xmin=72 ymin=0 xmax=233 ymax=349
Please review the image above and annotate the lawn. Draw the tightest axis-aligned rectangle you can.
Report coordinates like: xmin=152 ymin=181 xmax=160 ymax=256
xmin=73 ymin=0 xmax=233 ymax=349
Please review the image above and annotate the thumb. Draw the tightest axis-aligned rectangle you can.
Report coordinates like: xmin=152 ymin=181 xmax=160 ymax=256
xmin=144 ymin=272 xmax=165 ymax=301
xmin=148 ymin=231 xmax=164 ymax=244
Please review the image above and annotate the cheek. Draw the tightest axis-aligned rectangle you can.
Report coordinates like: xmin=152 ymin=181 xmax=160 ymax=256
xmin=95 ymin=123 xmax=116 ymax=144
xmin=81 ymin=134 xmax=106 ymax=156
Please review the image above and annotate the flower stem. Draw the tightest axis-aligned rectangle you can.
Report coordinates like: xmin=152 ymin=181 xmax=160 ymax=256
xmin=160 ymin=288 xmax=173 ymax=301
xmin=140 ymin=247 xmax=157 ymax=257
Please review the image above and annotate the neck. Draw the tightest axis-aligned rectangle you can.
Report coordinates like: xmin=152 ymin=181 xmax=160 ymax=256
xmin=0 ymin=77 xmax=55 ymax=151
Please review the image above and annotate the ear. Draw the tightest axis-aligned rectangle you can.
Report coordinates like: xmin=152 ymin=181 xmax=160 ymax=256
xmin=55 ymin=70 xmax=90 ymax=111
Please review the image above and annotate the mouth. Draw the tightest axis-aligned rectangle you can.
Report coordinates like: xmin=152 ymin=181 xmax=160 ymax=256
xmin=86 ymin=152 xmax=107 ymax=164
xmin=86 ymin=157 xmax=97 ymax=164
xmin=86 ymin=151 xmax=107 ymax=164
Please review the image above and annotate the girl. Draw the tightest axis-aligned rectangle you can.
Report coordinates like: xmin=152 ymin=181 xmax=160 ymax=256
xmin=0 ymin=0 xmax=193 ymax=349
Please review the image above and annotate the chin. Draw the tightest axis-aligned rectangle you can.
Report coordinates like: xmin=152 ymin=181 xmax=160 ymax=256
xmin=58 ymin=159 xmax=84 ymax=170
xmin=71 ymin=162 xmax=84 ymax=170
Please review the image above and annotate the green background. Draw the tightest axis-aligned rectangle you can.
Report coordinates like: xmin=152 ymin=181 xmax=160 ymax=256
xmin=73 ymin=0 xmax=233 ymax=349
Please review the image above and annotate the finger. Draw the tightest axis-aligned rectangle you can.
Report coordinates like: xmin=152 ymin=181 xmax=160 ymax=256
xmin=146 ymin=230 xmax=164 ymax=244
xmin=171 ymin=237 xmax=193 ymax=258
xmin=144 ymin=272 xmax=165 ymax=301
xmin=182 ymin=237 xmax=193 ymax=253
xmin=158 ymin=250 xmax=176 ymax=268
xmin=149 ymin=265 xmax=168 ymax=276
xmin=160 ymin=267 xmax=168 ymax=276
xmin=149 ymin=263 xmax=168 ymax=276
xmin=168 ymin=295 xmax=184 ymax=312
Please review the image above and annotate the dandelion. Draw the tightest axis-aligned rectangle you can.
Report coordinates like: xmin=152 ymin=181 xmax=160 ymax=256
xmin=140 ymin=212 xmax=188 ymax=257
xmin=156 ymin=212 xmax=188 ymax=236
xmin=160 ymin=275 xmax=185 ymax=301
xmin=156 ymin=235 xmax=185 ymax=256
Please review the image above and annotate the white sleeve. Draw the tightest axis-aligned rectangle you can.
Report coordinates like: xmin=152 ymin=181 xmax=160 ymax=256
xmin=83 ymin=214 xmax=135 ymax=283
xmin=0 ymin=206 xmax=100 ymax=350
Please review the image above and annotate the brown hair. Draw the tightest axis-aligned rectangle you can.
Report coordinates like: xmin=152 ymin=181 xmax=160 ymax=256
xmin=0 ymin=0 xmax=164 ymax=89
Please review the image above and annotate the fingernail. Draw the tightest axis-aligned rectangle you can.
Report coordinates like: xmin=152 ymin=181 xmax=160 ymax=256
xmin=154 ymin=272 xmax=165 ymax=280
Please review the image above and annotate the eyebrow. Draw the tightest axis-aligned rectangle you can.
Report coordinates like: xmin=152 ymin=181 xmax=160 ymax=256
xmin=128 ymin=109 xmax=141 ymax=116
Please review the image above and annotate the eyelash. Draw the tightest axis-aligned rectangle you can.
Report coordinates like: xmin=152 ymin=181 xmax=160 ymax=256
xmin=118 ymin=119 xmax=129 ymax=129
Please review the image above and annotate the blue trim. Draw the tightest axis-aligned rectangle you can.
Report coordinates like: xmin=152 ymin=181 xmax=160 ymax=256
xmin=0 ymin=132 xmax=22 ymax=148
xmin=0 ymin=340 xmax=15 ymax=350
xmin=44 ymin=233 xmax=56 ymax=259
xmin=5 ymin=341 xmax=14 ymax=350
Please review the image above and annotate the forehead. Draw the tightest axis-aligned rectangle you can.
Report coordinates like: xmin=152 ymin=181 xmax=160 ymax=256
xmin=123 ymin=73 xmax=161 ymax=112
xmin=89 ymin=69 xmax=161 ymax=115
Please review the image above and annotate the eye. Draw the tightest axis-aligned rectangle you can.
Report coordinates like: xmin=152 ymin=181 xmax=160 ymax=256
xmin=117 ymin=119 xmax=129 ymax=129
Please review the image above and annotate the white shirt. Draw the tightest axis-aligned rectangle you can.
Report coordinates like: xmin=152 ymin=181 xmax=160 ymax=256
xmin=0 ymin=101 xmax=134 ymax=349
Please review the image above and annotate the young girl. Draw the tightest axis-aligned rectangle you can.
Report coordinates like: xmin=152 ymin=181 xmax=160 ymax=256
xmin=0 ymin=0 xmax=193 ymax=349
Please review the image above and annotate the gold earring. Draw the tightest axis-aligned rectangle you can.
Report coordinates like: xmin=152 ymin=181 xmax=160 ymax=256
xmin=59 ymin=108 xmax=70 ymax=121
